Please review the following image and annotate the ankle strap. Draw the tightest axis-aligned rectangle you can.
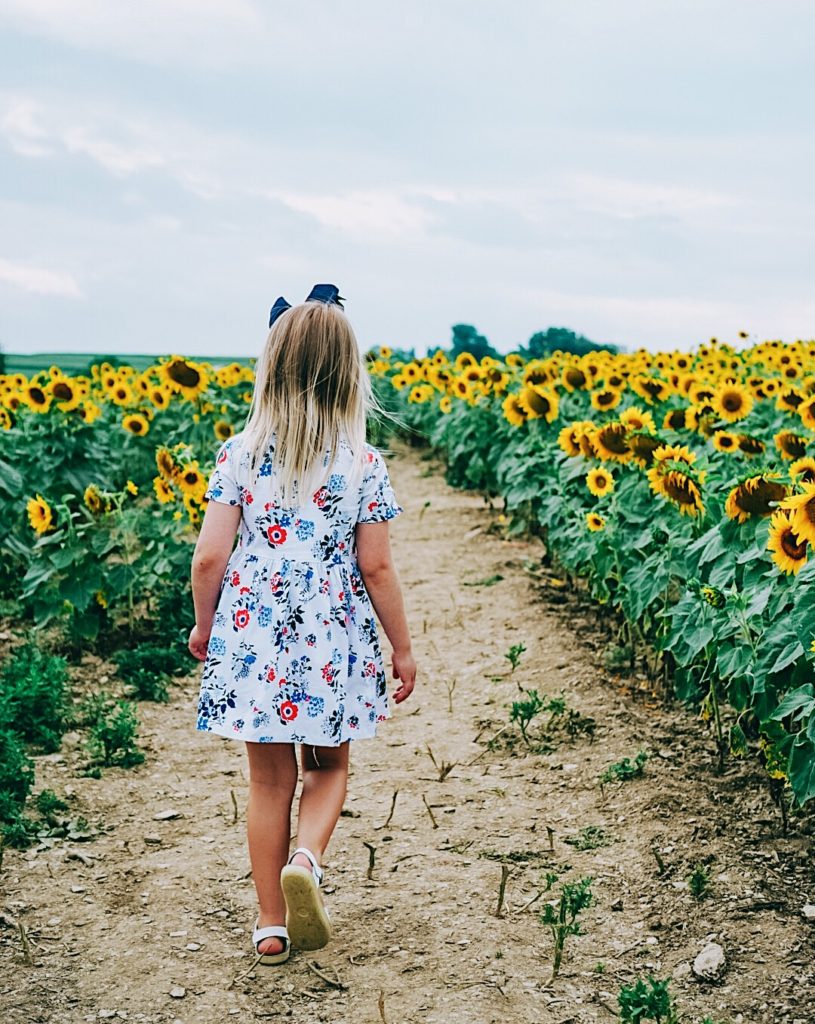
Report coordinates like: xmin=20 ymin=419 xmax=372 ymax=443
xmin=289 ymin=846 xmax=323 ymax=884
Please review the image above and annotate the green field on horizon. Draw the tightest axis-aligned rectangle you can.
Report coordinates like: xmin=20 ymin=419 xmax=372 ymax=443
xmin=2 ymin=351 xmax=253 ymax=376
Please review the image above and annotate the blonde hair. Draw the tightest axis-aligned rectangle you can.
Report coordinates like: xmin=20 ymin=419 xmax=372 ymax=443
xmin=241 ymin=301 xmax=372 ymax=504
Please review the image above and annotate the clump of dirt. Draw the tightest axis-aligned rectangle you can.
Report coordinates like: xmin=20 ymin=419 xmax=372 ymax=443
xmin=1 ymin=445 xmax=813 ymax=1024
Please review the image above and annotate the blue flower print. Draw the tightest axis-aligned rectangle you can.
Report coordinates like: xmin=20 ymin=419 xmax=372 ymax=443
xmin=295 ymin=518 xmax=315 ymax=541
xmin=209 ymin=635 xmax=226 ymax=656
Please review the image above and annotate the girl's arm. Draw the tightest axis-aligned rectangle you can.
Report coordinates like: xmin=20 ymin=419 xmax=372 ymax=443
xmin=189 ymin=501 xmax=242 ymax=661
xmin=355 ymin=520 xmax=416 ymax=703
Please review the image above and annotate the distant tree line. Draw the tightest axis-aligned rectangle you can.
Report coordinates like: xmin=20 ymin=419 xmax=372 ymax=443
xmin=448 ymin=323 xmax=618 ymax=360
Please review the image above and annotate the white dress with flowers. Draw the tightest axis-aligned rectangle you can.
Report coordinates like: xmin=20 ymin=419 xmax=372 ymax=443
xmin=195 ymin=432 xmax=402 ymax=746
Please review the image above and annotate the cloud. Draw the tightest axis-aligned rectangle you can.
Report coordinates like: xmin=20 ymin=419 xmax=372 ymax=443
xmin=0 ymin=0 xmax=262 ymax=68
xmin=0 ymin=258 xmax=82 ymax=297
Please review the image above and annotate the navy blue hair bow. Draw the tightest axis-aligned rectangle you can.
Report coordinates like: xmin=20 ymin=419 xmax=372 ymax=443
xmin=268 ymin=283 xmax=345 ymax=328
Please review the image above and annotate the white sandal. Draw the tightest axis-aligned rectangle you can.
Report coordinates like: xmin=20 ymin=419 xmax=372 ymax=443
xmin=280 ymin=846 xmax=333 ymax=951
xmin=252 ymin=918 xmax=291 ymax=966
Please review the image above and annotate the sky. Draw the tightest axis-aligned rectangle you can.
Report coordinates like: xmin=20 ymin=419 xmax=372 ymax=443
xmin=1 ymin=1 xmax=815 ymax=359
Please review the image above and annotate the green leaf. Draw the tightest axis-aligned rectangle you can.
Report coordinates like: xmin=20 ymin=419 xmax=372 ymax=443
xmin=769 ymin=685 xmax=815 ymax=722
xmin=770 ymin=640 xmax=805 ymax=675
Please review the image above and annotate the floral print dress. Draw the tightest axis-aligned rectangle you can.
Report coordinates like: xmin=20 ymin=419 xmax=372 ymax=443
xmin=195 ymin=433 xmax=402 ymax=746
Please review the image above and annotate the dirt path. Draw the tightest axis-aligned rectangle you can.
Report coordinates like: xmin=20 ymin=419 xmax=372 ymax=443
xmin=2 ymin=445 xmax=813 ymax=1024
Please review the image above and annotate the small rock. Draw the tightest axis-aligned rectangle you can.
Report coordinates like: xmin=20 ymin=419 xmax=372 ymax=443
xmin=169 ymin=987 xmax=186 ymax=999
xmin=169 ymin=931 xmax=188 ymax=937
xmin=672 ymin=961 xmax=691 ymax=981
xmin=98 ymin=1013 xmax=117 ymax=1020
xmin=143 ymin=835 xmax=162 ymax=845
xmin=185 ymin=943 xmax=202 ymax=951
xmin=71 ymin=886 xmax=87 ymax=894
xmin=692 ymin=941 xmax=726 ymax=981
xmin=801 ymin=903 xmax=815 ymax=921
xmin=611 ymin=898 xmax=624 ymax=912
xmin=153 ymin=810 xmax=183 ymax=821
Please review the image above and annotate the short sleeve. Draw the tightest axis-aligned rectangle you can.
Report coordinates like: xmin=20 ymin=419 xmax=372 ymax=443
xmin=357 ymin=447 xmax=402 ymax=523
xmin=204 ymin=439 xmax=240 ymax=506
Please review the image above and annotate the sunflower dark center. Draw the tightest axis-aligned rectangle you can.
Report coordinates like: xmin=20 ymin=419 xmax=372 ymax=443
xmin=167 ymin=361 xmax=201 ymax=388
xmin=53 ymin=382 xmax=72 ymax=400
xmin=565 ymin=368 xmax=586 ymax=388
xmin=722 ymin=393 xmax=743 ymax=411
xmin=781 ymin=528 xmax=808 ymax=561
xmin=737 ymin=479 xmax=788 ymax=516
xmin=598 ymin=426 xmax=629 ymax=455
xmin=29 ymin=387 xmax=46 ymax=404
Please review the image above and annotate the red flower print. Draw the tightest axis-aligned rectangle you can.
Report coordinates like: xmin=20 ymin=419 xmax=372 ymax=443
xmin=266 ymin=667 xmax=276 ymax=682
xmin=267 ymin=524 xmax=287 ymax=546
xmin=321 ymin=663 xmax=334 ymax=683
xmin=313 ymin=487 xmax=327 ymax=507
xmin=217 ymin=447 xmax=229 ymax=464
xmin=230 ymin=572 xmax=240 ymax=586
xmin=367 ymin=501 xmax=378 ymax=512
xmin=234 ymin=608 xmax=250 ymax=629
xmin=264 ymin=502 xmax=272 ymax=511
xmin=245 ymin=492 xmax=253 ymax=504
xmin=239 ymin=586 xmax=250 ymax=594
xmin=279 ymin=700 xmax=298 ymax=722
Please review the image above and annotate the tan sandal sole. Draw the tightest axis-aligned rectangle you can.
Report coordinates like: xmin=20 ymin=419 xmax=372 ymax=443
xmin=281 ymin=865 xmax=332 ymax=950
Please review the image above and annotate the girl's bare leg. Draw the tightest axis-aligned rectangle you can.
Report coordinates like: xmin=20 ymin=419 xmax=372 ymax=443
xmin=291 ymin=741 xmax=350 ymax=871
xmin=245 ymin=741 xmax=299 ymax=954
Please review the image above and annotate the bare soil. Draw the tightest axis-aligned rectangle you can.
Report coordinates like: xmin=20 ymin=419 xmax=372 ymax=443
xmin=1 ymin=444 xmax=813 ymax=1024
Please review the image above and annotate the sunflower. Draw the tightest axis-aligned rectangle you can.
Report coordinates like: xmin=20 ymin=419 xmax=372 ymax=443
xmin=160 ymin=356 xmax=210 ymax=399
xmin=178 ymin=464 xmax=206 ymax=497
xmin=156 ymin=447 xmax=177 ymax=481
xmin=586 ymin=512 xmax=606 ymax=532
xmin=462 ymin=366 xmax=483 ymax=384
xmin=799 ymin=396 xmax=815 ymax=432
xmin=561 ymin=365 xmax=589 ymax=392
xmin=153 ymin=476 xmax=176 ymax=503
xmin=586 ymin=467 xmax=614 ymax=497
xmin=517 ymin=385 xmax=559 ymax=423
xmin=558 ymin=423 xmax=582 ymax=457
xmin=711 ymin=382 xmax=753 ymax=423
xmin=781 ymin=482 xmax=815 ymax=544
xmin=503 ymin=391 xmax=528 ymax=423
xmin=0 ymin=408 xmax=11 ymax=430
xmin=647 ymin=467 xmax=705 ymax=516
xmin=590 ymin=388 xmax=622 ymax=412
xmin=214 ymin=419 xmax=234 ymax=441
xmin=725 ymin=474 xmax=789 ymax=523
xmin=659 ymin=408 xmax=685 ymax=432
xmin=391 ymin=373 xmax=407 ymax=390
xmin=630 ymin=375 xmax=671 ymax=405
xmin=776 ymin=387 xmax=804 ymax=413
xmin=84 ymin=484 xmax=104 ymax=515
xmin=27 ymin=494 xmax=54 ymax=534
xmin=109 ymin=383 xmax=135 ymax=407
xmin=619 ymin=406 xmax=656 ymax=434
xmin=652 ymin=443 xmax=697 ymax=467
xmin=522 ymin=361 xmax=551 ymax=386
xmin=149 ymin=387 xmax=171 ymax=410
xmin=379 ymin=345 xmax=393 ymax=359
xmin=766 ymin=510 xmax=808 ymax=575
xmin=50 ymin=377 xmax=82 ymax=412
xmin=774 ymin=431 xmax=807 ymax=460
xmin=592 ymin=422 xmax=631 ymax=463
xmin=24 ymin=384 xmax=52 ymax=413
xmin=712 ymin=430 xmax=739 ymax=453
xmin=122 ymin=413 xmax=150 ymax=436
xmin=451 ymin=377 xmax=475 ymax=402
xmin=577 ymin=423 xmax=599 ymax=458
xmin=628 ymin=431 xmax=665 ymax=467
xmin=790 ymin=457 xmax=815 ymax=485
xmin=505 ymin=352 xmax=525 ymax=368
xmin=736 ymin=434 xmax=765 ymax=455
xmin=454 ymin=352 xmax=477 ymax=371
xmin=439 ymin=396 xmax=453 ymax=414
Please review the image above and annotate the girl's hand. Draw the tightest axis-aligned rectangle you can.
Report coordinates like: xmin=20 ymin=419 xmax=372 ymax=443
xmin=188 ymin=624 xmax=211 ymax=662
xmin=391 ymin=649 xmax=416 ymax=704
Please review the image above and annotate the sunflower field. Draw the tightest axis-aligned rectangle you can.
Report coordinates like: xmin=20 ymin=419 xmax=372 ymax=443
xmin=3 ymin=339 xmax=815 ymax=813
xmin=368 ymin=339 xmax=815 ymax=808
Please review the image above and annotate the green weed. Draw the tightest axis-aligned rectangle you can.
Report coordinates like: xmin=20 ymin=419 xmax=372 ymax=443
xmin=539 ymin=873 xmax=593 ymax=978
xmin=599 ymin=750 xmax=649 ymax=785
xmin=563 ymin=825 xmax=611 ymax=850
xmin=505 ymin=642 xmax=527 ymax=673
xmin=618 ymin=977 xmax=679 ymax=1024
xmin=85 ymin=695 xmax=145 ymax=768
xmin=0 ymin=642 xmax=68 ymax=752
xmin=687 ymin=862 xmax=711 ymax=899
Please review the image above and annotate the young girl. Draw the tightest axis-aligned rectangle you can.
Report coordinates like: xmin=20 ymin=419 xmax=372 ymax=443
xmin=188 ymin=291 xmax=416 ymax=965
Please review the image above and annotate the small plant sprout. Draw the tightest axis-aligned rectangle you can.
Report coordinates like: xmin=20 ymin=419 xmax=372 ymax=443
xmin=539 ymin=874 xmax=593 ymax=979
xmin=617 ymin=976 xmax=680 ymax=1024
xmin=510 ymin=689 xmax=545 ymax=745
xmin=564 ymin=825 xmax=611 ymax=851
xmin=504 ymin=642 xmax=527 ymax=675
xmin=599 ymin=750 xmax=649 ymax=786
xmin=687 ymin=862 xmax=711 ymax=899
xmin=444 ymin=676 xmax=457 ymax=713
